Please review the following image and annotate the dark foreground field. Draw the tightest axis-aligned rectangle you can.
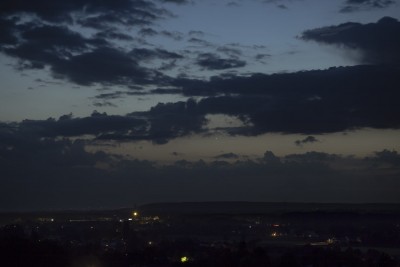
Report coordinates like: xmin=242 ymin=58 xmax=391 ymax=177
xmin=1 ymin=202 xmax=400 ymax=267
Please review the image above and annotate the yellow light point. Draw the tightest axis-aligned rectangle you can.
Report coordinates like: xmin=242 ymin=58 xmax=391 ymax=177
xmin=133 ymin=211 xmax=138 ymax=217
xmin=271 ymin=232 xmax=278 ymax=237
xmin=180 ymin=256 xmax=189 ymax=263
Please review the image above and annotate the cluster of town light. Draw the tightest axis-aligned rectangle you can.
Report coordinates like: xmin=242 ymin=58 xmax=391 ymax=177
xmin=180 ymin=256 xmax=189 ymax=263
xmin=129 ymin=211 xmax=189 ymax=264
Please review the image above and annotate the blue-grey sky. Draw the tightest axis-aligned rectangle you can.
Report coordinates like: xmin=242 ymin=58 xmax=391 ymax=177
xmin=1 ymin=0 xmax=400 ymax=210
xmin=1 ymin=0 xmax=399 ymax=121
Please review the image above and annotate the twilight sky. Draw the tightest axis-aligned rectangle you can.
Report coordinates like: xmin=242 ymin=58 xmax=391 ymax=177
xmin=1 ymin=0 xmax=400 ymax=210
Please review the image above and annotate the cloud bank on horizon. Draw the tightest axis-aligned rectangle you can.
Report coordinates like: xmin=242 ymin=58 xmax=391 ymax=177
xmin=1 ymin=133 xmax=399 ymax=210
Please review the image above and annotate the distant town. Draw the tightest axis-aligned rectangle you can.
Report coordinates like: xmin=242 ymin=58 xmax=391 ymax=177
xmin=1 ymin=202 xmax=400 ymax=267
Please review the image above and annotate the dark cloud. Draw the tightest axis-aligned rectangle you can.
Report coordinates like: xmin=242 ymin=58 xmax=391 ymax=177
xmin=0 ymin=0 xmax=168 ymax=25
xmin=366 ymin=149 xmax=400 ymax=166
xmin=263 ymin=151 xmax=281 ymax=164
xmin=95 ymin=91 xmax=127 ymax=100
xmin=94 ymin=88 xmax=183 ymax=102
xmin=0 ymin=21 xmax=171 ymax=86
xmin=295 ymin=136 xmax=319 ymax=146
xmin=214 ymin=152 xmax=239 ymax=159
xmin=94 ymin=29 xmax=134 ymax=41
xmin=340 ymin=0 xmax=395 ymax=12
xmin=261 ymin=0 xmax=303 ymax=7
xmin=277 ymin=4 xmax=288 ymax=9
xmin=2 ymin=22 xmax=180 ymax=85
xmin=188 ymin=37 xmax=214 ymax=47
xmin=150 ymin=88 xmax=183 ymax=94
xmin=216 ymin=46 xmax=243 ymax=57
xmin=301 ymin=17 xmax=400 ymax=64
xmin=3 ymin=24 xmax=102 ymax=71
xmin=18 ymin=112 xmax=147 ymax=138
xmin=255 ymin=53 xmax=271 ymax=60
xmin=15 ymin=60 xmax=400 ymax=140
xmin=0 ymin=0 xmax=180 ymax=87
xmin=20 ymin=24 xmax=98 ymax=50
xmin=79 ymin=6 xmax=164 ymax=29
xmin=76 ymin=13 xmax=153 ymax=30
xmin=6 ymin=100 xmax=207 ymax=144
xmin=158 ymin=59 xmax=179 ymax=71
xmin=28 ymin=45 xmax=182 ymax=85
xmin=196 ymin=53 xmax=246 ymax=70
xmin=255 ymin=53 xmax=271 ymax=64
xmin=170 ymin=64 xmax=400 ymax=135
xmin=133 ymin=100 xmax=207 ymax=144
xmin=138 ymin=28 xmax=158 ymax=37
xmin=52 ymin=47 xmax=160 ymax=85
xmin=0 ymin=17 xmax=18 ymax=45
xmin=227 ymin=2 xmax=241 ymax=7
xmin=130 ymin=48 xmax=183 ymax=61
xmin=93 ymin=101 xmax=118 ymax=107
xmin=161 ymin=30 xmax=184 ymax=41
xmin=159 ymin=0 xmax=190 ymax=4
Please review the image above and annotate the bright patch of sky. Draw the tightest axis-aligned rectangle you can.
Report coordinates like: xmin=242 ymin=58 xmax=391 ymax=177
xmin=88 ymin=128 xmax=400 ymax=163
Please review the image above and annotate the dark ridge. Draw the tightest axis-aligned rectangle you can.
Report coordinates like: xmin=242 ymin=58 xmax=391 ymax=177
xmin=138 ymin=202 xmax=400 ymax=216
